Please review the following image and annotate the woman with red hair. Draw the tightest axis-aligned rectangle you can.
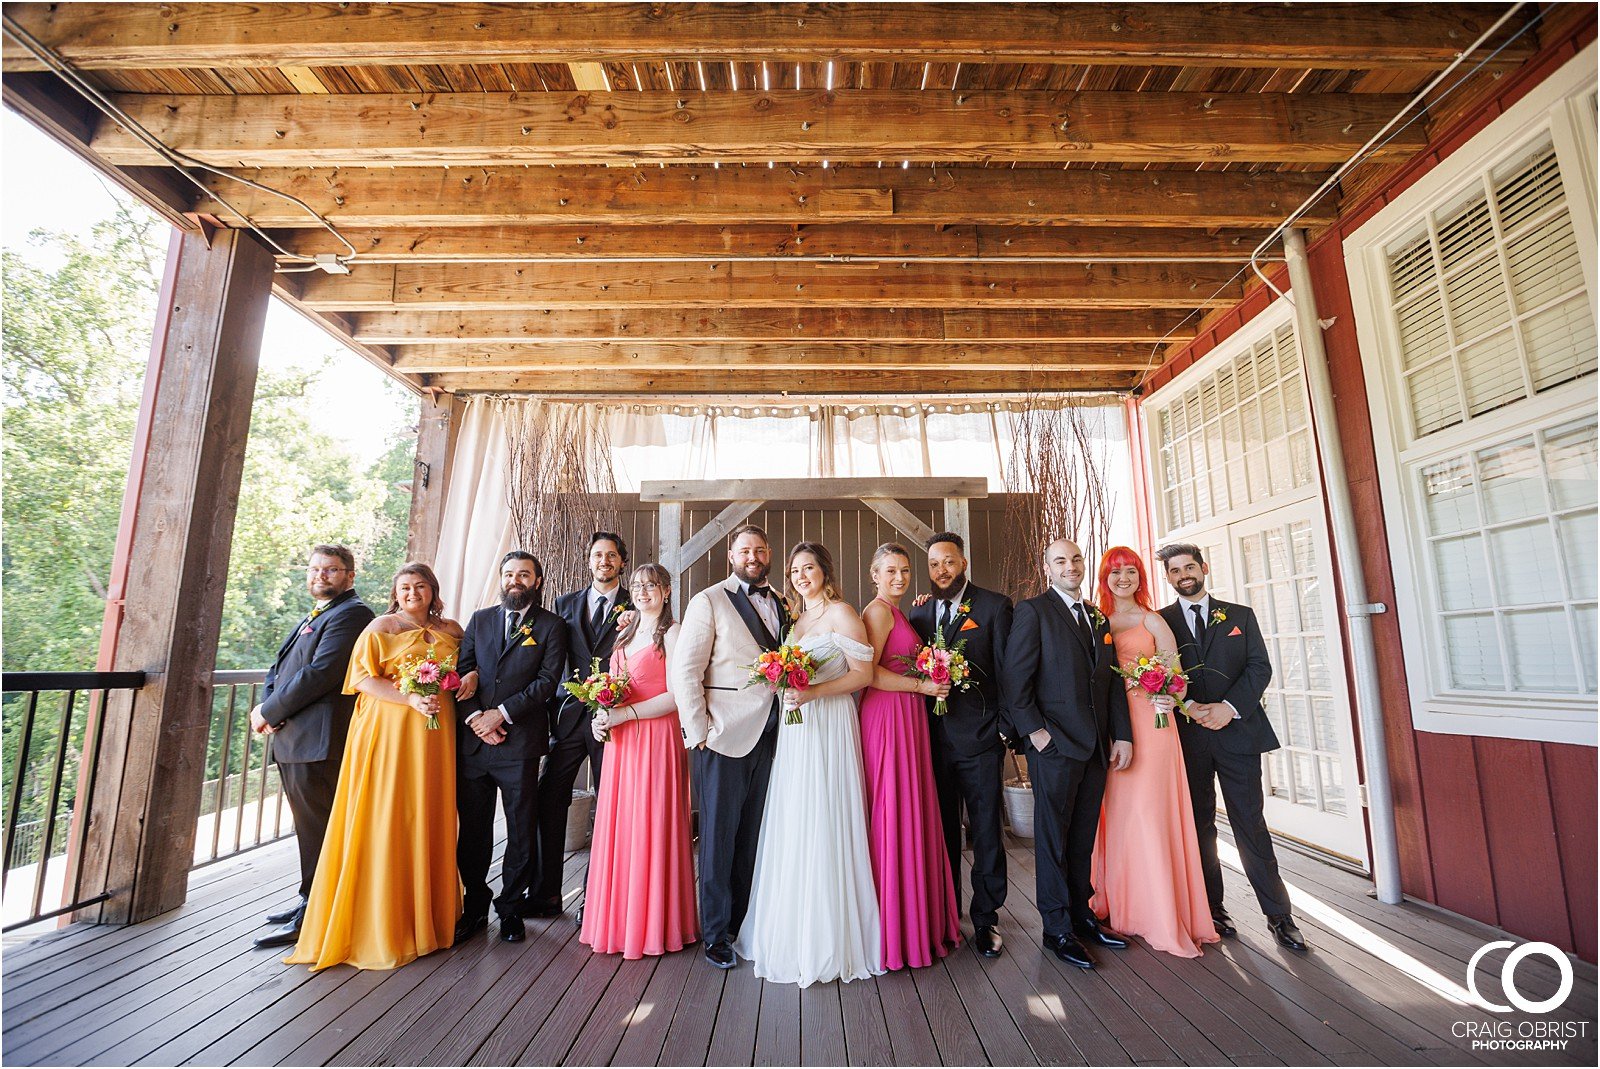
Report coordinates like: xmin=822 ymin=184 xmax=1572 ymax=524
xmin=1088 ymin=547 xmax=1219 ymax=958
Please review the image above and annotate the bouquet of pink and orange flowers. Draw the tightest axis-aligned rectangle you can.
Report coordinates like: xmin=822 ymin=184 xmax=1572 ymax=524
xmin=1113 ymin=650 xmax=1190 ymax=729
xmin=899 ymin=634 xmax=973 ymax=717
xmin=744 ymin=641 xmax=832 ymax=725
xmin=395 ymin=647 xmax=462 ymax=730
xmin=563 ymin=657 xmax=632 ymax=741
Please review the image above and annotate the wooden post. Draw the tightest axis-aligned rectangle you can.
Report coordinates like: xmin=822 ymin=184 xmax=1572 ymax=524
xmin=78 ymin=229 xmax=275 ymax=924
xmin=406 ymin=391 xmax=465 ymax=563
xmin=657 ymin=501 xmax=684 ymax=598
xmin=943 ymin=497 xmax=971 ymax=547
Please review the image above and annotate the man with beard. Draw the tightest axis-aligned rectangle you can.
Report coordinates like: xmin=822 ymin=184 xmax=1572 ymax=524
xmin=1156 ymin=543 xmax=1306 ymax=952
xmin=671 ymin=524 xmax=789 ymax=969
xmin=249 ymin=544 xmax=374 ymax=948
xmin=454 ymin=550 xmax=567 ymax=943
xmin=527 ymin=532 xmax=632 ymax=920
xmin=907 ymin=532 xmax=1013 ymax=959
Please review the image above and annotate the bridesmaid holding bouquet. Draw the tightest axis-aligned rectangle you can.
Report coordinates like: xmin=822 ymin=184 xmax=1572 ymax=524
xmin=580 ymin=563 xmax=698 ymax=959
xmin=858 ymin=543 xmax=962 ymax=970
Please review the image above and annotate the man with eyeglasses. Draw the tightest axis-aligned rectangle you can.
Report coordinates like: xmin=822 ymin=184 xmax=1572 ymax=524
xmin=249 ymin=544 xmax=374 ymax=949
xmin=527 ymin=532 xmax=632 ymax=921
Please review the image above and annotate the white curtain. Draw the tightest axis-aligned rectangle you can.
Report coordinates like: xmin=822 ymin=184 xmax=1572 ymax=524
xmin=435 ymin=396 xmax=1135 ymax=615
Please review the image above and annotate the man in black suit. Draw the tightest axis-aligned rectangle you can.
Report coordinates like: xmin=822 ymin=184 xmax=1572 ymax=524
xmin=1002 ymin=538 xmax=1132 ymax=970
xmin=455 ymin=550 xmax=568 ymax=943
xmin=249 ymin=544 xmax=374 ymax=948
xmin=907 ymin=531 xmax=1012 ymax=959
xmin=1156 ymin=543 xmax=1308 ymax=952
xmin=526 ymin=532 xmax=632 ymax=920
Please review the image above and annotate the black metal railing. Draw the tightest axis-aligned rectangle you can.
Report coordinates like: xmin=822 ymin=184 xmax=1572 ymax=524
xmin=198 ymin=669 xmax=288 ymax=866
xmin=1 ymin=671 xmax=142 ymax=932
xmin=2 ymin=668 xmax=290 ymax=932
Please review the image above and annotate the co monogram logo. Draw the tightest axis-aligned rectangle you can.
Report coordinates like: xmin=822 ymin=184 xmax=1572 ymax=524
xmin=1467 ymin=941 xmax=1574 ymax=1014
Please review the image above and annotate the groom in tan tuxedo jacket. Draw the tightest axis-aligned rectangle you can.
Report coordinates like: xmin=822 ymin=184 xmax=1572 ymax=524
xmin=671 ymin=524 xmax=789 ymax=970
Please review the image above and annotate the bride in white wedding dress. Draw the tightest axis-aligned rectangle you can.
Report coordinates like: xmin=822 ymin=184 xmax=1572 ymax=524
xmin=734 ymin=541 xmax=884 ymax=987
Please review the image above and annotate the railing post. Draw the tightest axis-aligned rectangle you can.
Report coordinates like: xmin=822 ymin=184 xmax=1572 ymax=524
xmin=76 ymin=228 xmax=275 ymax=924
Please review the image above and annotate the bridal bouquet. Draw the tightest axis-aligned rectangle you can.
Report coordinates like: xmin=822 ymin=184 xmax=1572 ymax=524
xmin=744 ymin=642 xmax=830 ymax=725
xmin=1113 ymin=650 xmax=1190 ymax=729
xmin=563 ymin=657 xmax=632 ymax=741
xmin=900 ymin=634 xmax=973 ymax=717
xmin=395 ymin=647 xmax=462 ymax=730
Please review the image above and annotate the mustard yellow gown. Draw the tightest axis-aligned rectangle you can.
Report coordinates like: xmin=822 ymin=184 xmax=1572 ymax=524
xmin=286 ymin=626 xmax=463 ymax=971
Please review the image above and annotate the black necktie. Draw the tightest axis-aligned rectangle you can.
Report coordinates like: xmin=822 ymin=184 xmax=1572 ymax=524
xmin=505 ymin=610 xmax=520 ymax=643
xmin=938 ymin=599 xmax=952 ymax=634
xmin=1191 ymin=603 xmax=1207 ymax=643
xmin=589 ymin=596 xmax=608 ymax=640
xmin=1073 ymin=602 xmax=1092 ymax=641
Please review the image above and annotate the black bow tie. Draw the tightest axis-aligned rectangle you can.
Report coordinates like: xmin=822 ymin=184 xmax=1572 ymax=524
xmin=745 ymin=584 xmax=773 ymax=599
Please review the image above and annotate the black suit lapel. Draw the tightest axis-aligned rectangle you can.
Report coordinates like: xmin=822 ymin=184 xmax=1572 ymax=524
xmin=1042 ymin=591 xmax=1094 ymax=659
xmin=1198 ymin=600 xmax=1226 ymax=661
xmin=591 ymin=590 xmax=631 ymax=662
xmin=726 ymin=588 xmax=780 ymax=650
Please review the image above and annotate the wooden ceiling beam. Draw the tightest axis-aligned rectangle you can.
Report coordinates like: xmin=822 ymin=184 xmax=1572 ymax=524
xmin=389 ymin=343 xmax=1160 ymax=374
xmin=196 ymin=165 xmax=1336 ymax=229
xmin=1 ymin=3 xmax=1532 ymax=71
xmin=295 ymin=261 xmax=1245 ymax=311
xmin=90 ymin=90 xmax=1426 ymax=167
xmin=351 ymin=307 xmax=1197 ymax=346
xmin=425 ymin=367 xmax=1137 ymax=395
xmin=274 ymin=223 xmax=1267 ymax=263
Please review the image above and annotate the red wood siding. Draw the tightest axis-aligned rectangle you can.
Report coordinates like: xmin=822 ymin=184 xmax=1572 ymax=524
xmin=1136 ymin=16 xmax=1598 ymax=960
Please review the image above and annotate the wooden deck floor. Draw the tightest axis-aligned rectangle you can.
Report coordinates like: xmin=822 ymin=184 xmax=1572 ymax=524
xmin=2 ymin=830 xmax=1594 ymax=1067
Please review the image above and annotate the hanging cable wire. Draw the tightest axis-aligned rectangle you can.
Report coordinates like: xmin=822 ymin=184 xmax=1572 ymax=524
xmin=1133 ymin=1 xmax=1538 ymax=393
xmin=1 ymin=11 xmax=359 ymax=271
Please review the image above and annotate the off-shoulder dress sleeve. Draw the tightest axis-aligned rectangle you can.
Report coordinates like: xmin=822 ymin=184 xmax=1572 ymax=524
xmin=342 ymin=629 xmax=386 ymax=695
xmin=832 ymin=635 xmax=875 ymax=662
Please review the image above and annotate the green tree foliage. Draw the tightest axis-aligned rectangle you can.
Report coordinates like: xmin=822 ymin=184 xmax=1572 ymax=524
xmin=3 ymin=204 xmax=416 ymax=839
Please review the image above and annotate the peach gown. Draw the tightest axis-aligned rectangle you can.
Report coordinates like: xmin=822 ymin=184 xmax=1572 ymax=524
xmin=1090 ymin=620 xmax=1219 ymax=958
xmin=286 ymin=627 xmax=463 ymax=971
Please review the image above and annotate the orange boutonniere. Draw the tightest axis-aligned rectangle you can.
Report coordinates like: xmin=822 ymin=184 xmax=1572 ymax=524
xmin=515 ymin=622 xmax=538 ymax=647
xmin=960 ymin=617 xmax=979 ymax=632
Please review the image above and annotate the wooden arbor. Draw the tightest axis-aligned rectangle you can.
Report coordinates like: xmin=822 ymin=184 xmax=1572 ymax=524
xmin=643 ymin=476 xmax=985 ymax=593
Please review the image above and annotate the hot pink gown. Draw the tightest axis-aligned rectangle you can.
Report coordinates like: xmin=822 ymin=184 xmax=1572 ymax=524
xmin=579 ymin=643 xmax=698 ymax=958
xmin=1090 ymin=620 xmax=1219 ymax=958
xmin=858 ymin=601 xmax=961 ymax=970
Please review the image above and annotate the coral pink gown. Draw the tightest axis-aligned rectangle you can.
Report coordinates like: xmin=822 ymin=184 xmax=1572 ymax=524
xmin=1090 ymin=620 xmax=1220 ymax=958
xmin=579 ymin=642 xmax=698 ymax=958
xmin=858 ymin=601 xmax=961 ymax=970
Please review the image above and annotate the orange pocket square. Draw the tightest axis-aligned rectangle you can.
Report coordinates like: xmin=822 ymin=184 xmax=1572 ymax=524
xmin=1102 ymin=632 xmax=1113 ymax=644
xmin=960 ymin=617 xmax=979 ymax=631
xmin=1228 ymin=626 xmax=1242 ymax=637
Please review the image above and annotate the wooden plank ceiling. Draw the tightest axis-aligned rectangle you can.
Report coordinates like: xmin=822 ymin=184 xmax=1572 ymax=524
xmin=0 ymin=1 xmax=1550 ymax=398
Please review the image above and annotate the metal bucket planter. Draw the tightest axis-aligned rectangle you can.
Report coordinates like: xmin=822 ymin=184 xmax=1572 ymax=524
xmin=1003 ymin=780 xmax=1034 ymax=838
xmin=564 ymin=788 xmax=595 ymax=850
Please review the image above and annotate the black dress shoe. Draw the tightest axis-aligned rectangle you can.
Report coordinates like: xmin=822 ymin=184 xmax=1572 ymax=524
xmin=523 ymin=898 xmax=563 ymax=919
xmin=574 ymin=903 xmax=585 ymax=927
xmin=704 ymin=940 xmax=737 ymax=969
xmin=253 ymin=905 xmax=304 ymax=949
xmin=1043 ymin=932 xmax=1095 ymax=969
xmin=264 ymin=897 xmax=306 ymax=926
xmin=500 ymin=915 xmax=526 ymax=943
xmin=1268 ymin=914 xmax=1309 ymax=952
xmin=972 ymin=925 xmax=1004 ymax=958
xmin=1074 ymin=916 xmax=1128 ymax=949
xmin=1211 ymin=909 xmax=1238 ymax=938
xmin=453 ymin=913 xmax=488 ymax=942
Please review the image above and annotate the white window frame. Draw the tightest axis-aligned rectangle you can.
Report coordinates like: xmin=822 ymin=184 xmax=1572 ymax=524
xmin=1345 ymin=45 xmax=1598 ymax=746
xmin=1145 ymin=300 xmax=1319 ymax=538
